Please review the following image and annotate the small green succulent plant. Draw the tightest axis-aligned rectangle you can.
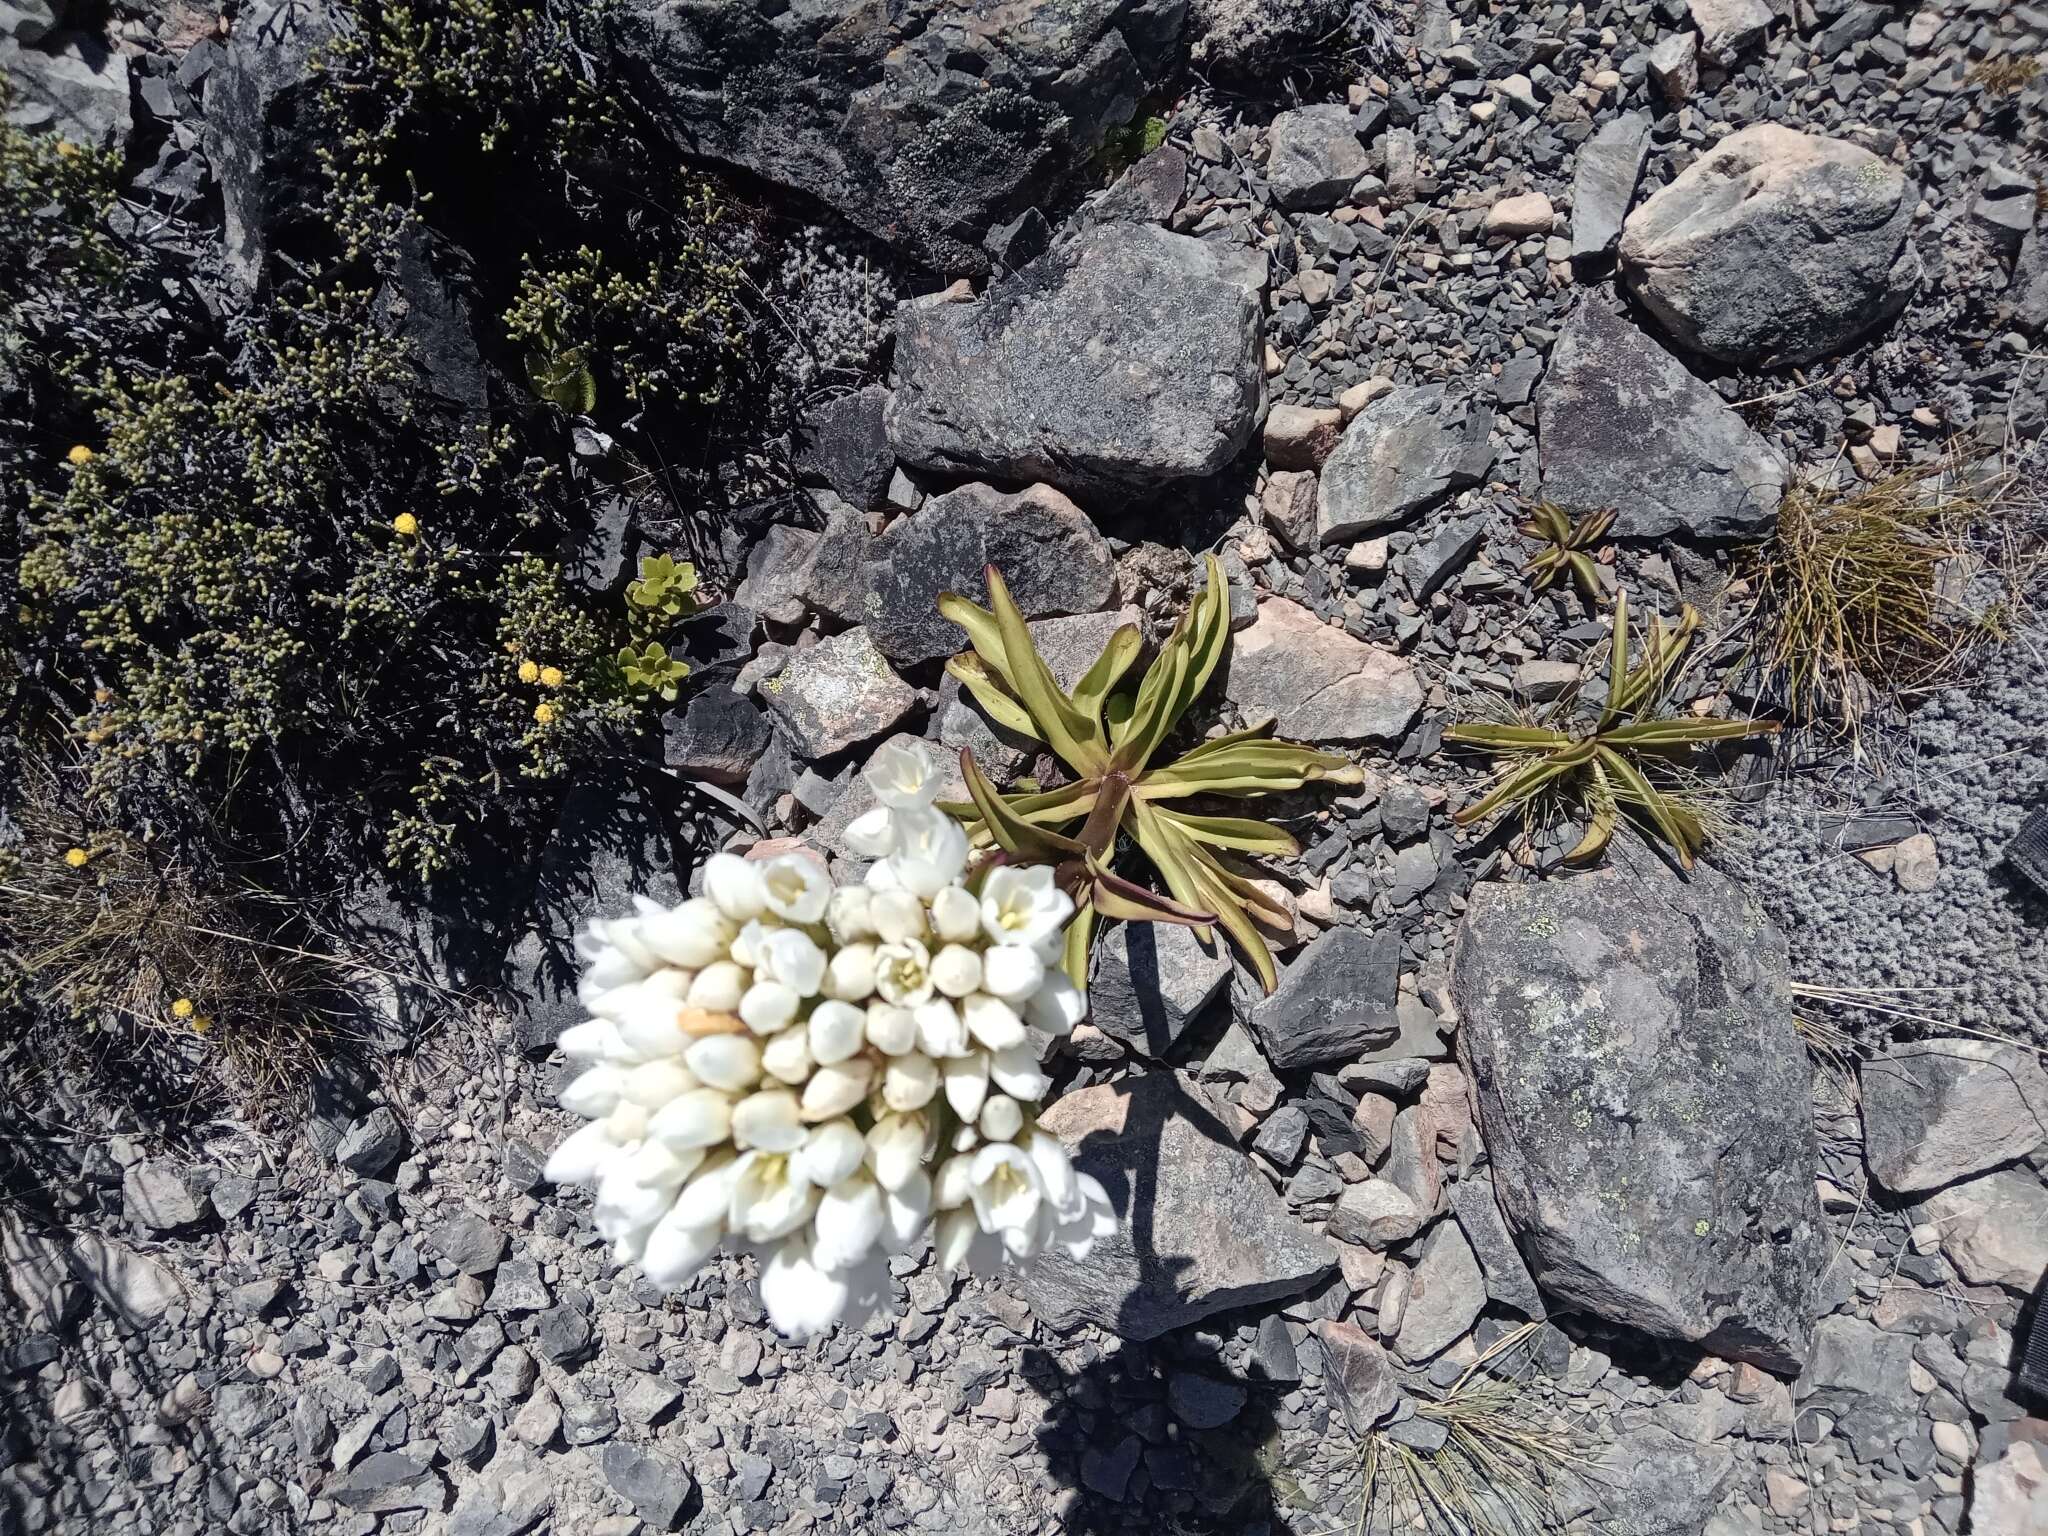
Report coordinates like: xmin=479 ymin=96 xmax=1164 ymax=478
xmin=626 ymin=553 xmax=703 ymax=623
xmin=1520 ymin=502 xmax=1616 ymax=604
xmin=940 ymin=555 xmax=1363 ymax=991
xmin=1444 ymin=593 xmax=1779 ymax=867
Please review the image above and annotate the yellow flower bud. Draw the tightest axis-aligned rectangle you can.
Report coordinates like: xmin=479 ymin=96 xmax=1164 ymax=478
xmin=392 ymin=512 xmax=419 ymax=536
xmin=534 ymin=702 xmax=557 ymax=724
xmin=539 ymin=666 xmax=564 ymax=689
xmin=190 ymin=1015 xmax=213 ymax=1035
xmin=170 ymin=997 xmax=195 ymax=1019
xmin=518 ymin=659 xmax=540 ymax=684
xmin=64 ymin=847 xmax=90 ymax=869
xmin=66 ymin=444 xmax=93 ymax=465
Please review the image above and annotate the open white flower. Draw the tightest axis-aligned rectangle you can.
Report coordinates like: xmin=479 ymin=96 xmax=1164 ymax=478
xmin=867 ymin=738 xmax=942 ymax=808
xmin=729 ymin=1152 xmax=819 ymax=1243
xmin=889 ymin=805 xmax=970 ymax=899
xmin=703 ymin=852 xmax=769 ymax=923
xmin=759 ymin=853 xmax=831 ymax=924
xmin=755 ymin=928 xmax=826 ymax=996
xmin=980 ymin=864 xmax=1074 ymax=948
xmin=873 ymin=939 xmax=934 ymax=1007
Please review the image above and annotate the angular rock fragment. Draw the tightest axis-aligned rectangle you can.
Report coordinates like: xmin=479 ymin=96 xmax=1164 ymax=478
xmin=1249 ymin=925 xmax=1403 ymax=1071
xmin=1316 ymin=385 xmax=1493 ymax=542
xmin=1570 ymin=112 xmax=1652 ymax=268
xmin=1859 ymin=1039 xmax=2048 ymax=1195
xmin=1224 ymin=598 xmax=1422 ymax=745
xmin=761 ymin=629 xmax=917 ymax=759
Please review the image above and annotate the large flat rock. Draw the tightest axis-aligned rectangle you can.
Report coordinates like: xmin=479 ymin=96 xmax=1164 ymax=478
xmin=1022 ymin=1072 xmax=1339 ymax=1339
xmin=887 ymin=223 xmax=1264 ymax=500
xmin=1315 ymin=384 xmax=1492 ymax=543
xmin=1223 ymin=598 xmax=1422 ymax=745
xmin=1452 ymin=841 xmax=1824 ymax=1372
xmin=1537 ymin=298 xmax=1785 ymax=541
xmin=1859 ymin=1039 xmax=2048 ymax=1196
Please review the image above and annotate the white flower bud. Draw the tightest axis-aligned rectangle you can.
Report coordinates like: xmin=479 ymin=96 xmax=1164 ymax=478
xmin=961 ymin=992 xmax=1025 ymax=1051
xmin=558 ymin=1064 xmax=623 ymax=1118
xmin=930 ymin=944 xmax=983 ymax=998
xmin=807 ymin=999 xmax=867 ymax=1065
xmin=842 ymin=805 xmax=898 ymax=858
xmin=863 ymin=1001 xmax=917 ymax=1055
xmin=641 ymin=1208 xmax=721 ymax=1289
xmin=884 ymin=1169 xmax=933 ymax=1246
xmin=759 ymin=1025 xmax=813 ymax=1085
xmin=929 ymin=885 xmax=981 ymax=944
xmin=687 ymin=961 xmax=748 ymax=1014
xmin=1023 ymin=970 xmax=1086 ymax=1036
xmin=759 ymin=1238 xmax=852 ymax=1341
xmin=865 ymin=1112 xmax=928 ymax=1190
xmin=979 ymin=1094 xmax=1024 ymax=1142
xmin=942 ymin=1051 xmax=989 ymax=1122
xmin=792 ymin=1119 xmax=866 ymax=1187
xmin=684 ymin=1034 xmax=761 ymax=1093
xmin=729 ymin=1151 xmax=819 ymax=1243
xmin=556 ymin=1019 xmax=623 ymax=1062
xmin=543 ymin=1120 xmax=617 ymax=1185
xmin=988 ymin=1042 xmax=1052 ymax=1102
xmin=739 ymin=980 xmax=800 ymax=1035
xmin=605 ymin=1102 xmax=649 ymax=1144
xmin=670 ymin=1150 xmax=739 ymax=1230
xmin=934 ymin=1207 xmax=979 ymax=1271
xmin=824 ymin=942 xmax=877 ymax=1001
xmin=870 ymin=888 xmax=928 ymax=945
xmin=703 ymin=852 xmax=769 ymax=922
xmin=980 ymin=944 xmax=1045 ymax=1003
xmin=730 ymin=1088 xmax=806 ymax=1151
xmin=826 ymin=885 xmax=876 ymax=943
xmin=648 ymin=1088 xmax=732 ymax=1150
xmin=619 ymin=1058 xmax=697 ymax=1109
xmin=643 ymin=898 xmax=735 ymax=968
xmin=913 ymin=998 xmax=968 ymax=1058
xmin=865 ymin=738 xmax=940 ymax=809
xmin=812 ymin=1176 xmax=885 ymax=1271
xmin=614 ymin=989 xmax=688 ymax=1058
xmin=880 ymin=1051 xmax=939 ymax=1112
xmin=933 ymin=1153 xmax=976 ymax=1210
xmin=756 ymin=929 xmax=826 ymax=997
xmin=801 ymin=1058 xmax=874 ymax=1121
xmin=759 ymin=854 xmax=831 ymax=923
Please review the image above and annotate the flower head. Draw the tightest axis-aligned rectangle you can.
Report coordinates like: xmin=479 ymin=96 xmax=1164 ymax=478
xmin=518 ymin=659 xmax=540 ymax=683
xmin=539 ymin=666 xmax=564 ymax=689
xmin=170 ymin=997 xmax=195 ymax=1020
xmin=63 ymin=847 xmax=90 ymax=869
xmin=981 ymin=865 xmax=1074 ymax=948
xmin=66 ymin=444 xmax=93 ymax=466
xmin=534 ymin=701 xmax=557 ymax=724
xmin=392 ymin=512 xmax=419 ymax=536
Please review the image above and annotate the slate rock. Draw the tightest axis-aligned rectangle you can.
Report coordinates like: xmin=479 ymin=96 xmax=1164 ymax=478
xmin=1249 ymin=926 xmax=1403 ymax=1071
xmin=533 ymin=1304 xmax=594 ymax=1365
xmin=1326 ymin=1180 xmax=1425 ymax=1249
xmin=1265 ymin=104 xmax=1369 ymax=211
xmin=1312 ymin=1320 xmax=1400 ymax=1434
xmin=1537 ymin=297 xmax=1785 ymax=541
xmin=2 ymin=1216 xmax=85 ymax=1333
xmin=124 ymin=1161 xmax=203 ymax=1231
xmin=1399 ymin=514 xmax=1487 ymax=602
xmin=372 ymin=225 xmax=488 ymax=414
xmin=1859 ymin=1039 xmax=2048 ymax=1195
xmin=2013 ymin=230 xmax=2048 ymax=336
xmin=888 ymin=223 xmax=1264 ymax=499
xmin=1449 ymin=1176 xmax=1546 ymax=1320
xmin=1570 ymin=112 xmax=1652 ymax=268
xmin=1080 ymin=1434 xmax=1143 ymax=1500
xmin=206 ymin=0 xmax=339 ymax=288
xmin=1224 ymin=597 xmax=1422 ymax=744
xmin=334 ymin=1108 xmax=406 ymax=1177
xmin=610 ymin=0 xmax=1182 ymax=275
xmin=797 ymin=385 xmax=895 ymax=511
xmin=861 ymin=482 xmax=1116 ymax=665
xmin=1023 ymin=1072 xmax=1339 ymax=1340
xmin=1095 ymin=143 xmax=1187 ymax=224
xmin=1687 ymin=0 xmax=1771 ymax=63
xmin=1587 ymin=1423 xmax=1735 ymax=1535
xmin=1166 ymin=1371 xmax=1247 ymax=1429
xmin=0 ymin=30 xmax=131 ymax=150
xmin=663 ymin=685 xmax=772 ymax=787
xmin=1088 ymin=920 xmax=1234 ymax=1060
xmin=428 ymin=1215 xmax=509 ymax=1276
xmin=69 ymin=1235 xmax=179 ymax=1325
xmin=1619 ymin=123 xmax=1921 ymax=368
xmin=1794 ymin=1315 xmax=1919 ymax=1461
xmin=1919 ymin=1169 xmax=2048 ymax=1292
xmin=1316 ymin=384 xmax=1491 ymax=542
xmin=601 ymin=1442 xmax=693 ymax=1531
xmin=761 ymin=628 xmax=917 ymax=759
xmin=328 ymin=1452 xmax=445 ymax=1515
xmin=1452 ymin=840 xmax=1824 ymax=1372
xmin=1393 ymin=1220 xmax=1487 ymax=1363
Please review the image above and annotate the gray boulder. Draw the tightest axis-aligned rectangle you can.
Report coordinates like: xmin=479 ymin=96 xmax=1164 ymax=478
xmin=887 ymin=223 xmax=1264 ymax=499
xmin=1315 ymin=385 xmax=1493 ymax=543
xmin=206 ymin=0 xmax=341 ymax=289
xmin=2 ymin=2 xmax=66 ymax=45
xmin=1586 ymin=1423 xmax=1735 ymax=1536
xmin=1248 ymin=925 xmax=1403 ymax=1071
xmin=1619 ymin=123 xmax=1921 ymax=367
xmin=1537 ymin=298 xmax=1785 ymax=541
xmin=761 ymin=629 xmax=918 ymax=760
xmin=862 ymin=482 xmax=1116 ymax=665
xmin=1452 ymin=841 xmax=1824 ymax=1373
xmin=1023 ymin=1072 xmax=1339 ymax=1339
xmin=662 ymin=685 xmax=771 ymax=787
xmin=1088 ymin=920 xmax=1234 ymax=1059
xmin=1859 ymin=1039 xmax=2048 ymax=1196
xmin=609 ymin=0 xmax=1184 ymax=276
xmin=1224 ymin=597 xmax=1422 ymax=745
xmin=1 ymin=31 xmax=132 ymax=150
xmin=1312 ymin=1319 xmax=1400 ymax=1434
xmin=1569 ymin=112 xmax=1652 ymax=268
xmin=797 ymin=386 xmax=896 ymax=512
xmin=1264 ymin=104 xmax=1370 ymax=211
xmin=1393 ymin=1219 xmax=1487 ymax=1363
xmin=2013 ymin=230 xmax=2048 ymax=335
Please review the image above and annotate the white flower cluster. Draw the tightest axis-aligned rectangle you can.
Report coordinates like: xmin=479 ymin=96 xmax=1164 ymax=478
xmin=543 ymin=740 xmax=1116 ymax=1338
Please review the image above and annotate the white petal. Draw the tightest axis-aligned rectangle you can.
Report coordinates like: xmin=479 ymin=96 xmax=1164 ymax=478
xmin=980 ymin=945 xmax=1045 ymax=1003
xmin=969 ymin=1142 xmax=1042 ymax=1234
xmin=759 ymin=1026 xmax=814 ymax=1085
xmin=619 ymin=1058 xmax=697 ymax=1109
xmin=801 ymin=1059 xmax=874 ymax=1122
xmin=933 ymin=1153 xmax=976 ymax=1209
xmin=670 ymin=1151 xmax=739 ymax=1230
xmin=942 ymin=1052 xmax=989 ymax=1122
xmin=827 ymin=885 xmax=876 ymax=943
xmin=759 ymin=1239 xmax=850 ymax=1340
xmin=730 ymin=1089 xmax=806 ymax=1152
xmin=642 ymin=899 xmax=735 ymax=968
xmin=729 ymin=1152 xmax=818 ymax=1242
xmin=687 ymin=961 xmax=748 ymax=1014
xmin=881 ymin=1052 xmax=939 ymax=1113
xmin=807 ymin=1000 xmax=867 ymax=1065
xmin=757 ymin=929 xmax=826 ymax=996
xmin=812 ymin=1177 xmax=885 ymax=1271
xmin=703 ymin=852 xmax=769 ymax=922
xmin=934 ymin=1207 xmax=979 ymax=1271
xmin=1023 ymin=971 xmax=1086 ymax=1035
xmin=863 ymin=738 xmax=939 ymax=809
xmin=961 ymin=993 xmax=1024 ymax=1051
xmin=864 ymin=1002 xmax=917 ymax=1055
xmin=872 ymin=940 xmax=934 ymax=1008
xmin=640 ymin=1210 xmax=721 ymax=1289
xmin=792 ymin=1119 xmax=866 ymax=1187
xmin=739 ymin=980 xmax=800 ymax=1035
xmin=543 ymin=1120 xmax=616 ymax=1185
xmin=884 ymin=1170 xmax=932 ymax=1246
xmin=684 ymin=1034 xmax=761 ymax=1093
xmin=913 ymin=998 xmax=967 ymax=1057
xmin=988 ymin=1042 xmax=1052 ymax=1102
xmin=648 ymin=1088 xmax=733 ymax=1151
xmin=1025 ymin=1128 xmax=1082 ymax=1220
xmin=930 ymin=945 xmax=982 ymax=998
xmin=929 ymin=885 xmax=981 ymax=944
xmin=870 ymin=889 xmax=928 ymax=945
xmin=978 ymin=1095 xmax=1024 ymax=1143
xmin=864 ymin=1112 xmax=929 ymax=1192
xmin=843 ymin=805 xmax=899 ymax=858
xmin=556 ymin=1019 xmax=624 ymax=1062
xmin=558 ymin=1064 xmax=623 ymax=1119
xmin=759 ymin=854 xmax=831 ymax=923
xmin=824 ymin=943 xmax=877 ymax=1002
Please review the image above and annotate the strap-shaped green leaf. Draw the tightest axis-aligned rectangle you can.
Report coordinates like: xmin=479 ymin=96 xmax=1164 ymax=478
xmin=1443 ymin=723 xmax=1577 ymax=750
xmin=1598 ymin=591 xmax=1631 ymax=732
xmin=1136 ymin=739 xmax=1363 ymax=799
xmin=938 ymin=591 xmax=1013 ymax=683
xmin=945 ymin=655 xmax=1044 ymax=742
xmin=1129 ymin=802 xmax=1282 ymax=992
xmin=1070 ymin=624 xmax=1142 ymax=744
xmin=1164 ymin=717 xmax=1277 ymax=764
xmin=986 ymin=566 xmax=1107 ymax=774
xmin=1088 ymin=860 xmax=1215 ymax=927
xmin=1595 ymin=745 xmax=1701 ymax=867
xmin=1451 ymin=740 xmax=1596 ymax=828
xmin=1601 ymin=716 xmax=1780 ymax=750
xmin=1112 ymin=555 xmax=1231 ymax=773
xmin=1564 ymin=758 xmax=1618 ymax=863
xmin=959 ymin=750 xmax=1086 ymax=861
xmin=1152 ymin=809 xmax=1301 ymax=856
xmin=1060 ymin=896 xmax=1097 ymax=990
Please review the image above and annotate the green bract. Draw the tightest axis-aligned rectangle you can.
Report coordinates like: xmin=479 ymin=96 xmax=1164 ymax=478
xmin=1444 ymin=593 xmax=1780 ymax=868
xmin=939 ymin=555 xmax=1363 ymax=992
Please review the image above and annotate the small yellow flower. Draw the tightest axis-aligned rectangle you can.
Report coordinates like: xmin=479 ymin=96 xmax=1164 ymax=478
xmin=533 ymin=702 xmax=557 ymax=724
xmin=64 ymin=847 xmax=90 ymax=869
xmin=170 ymin=997 xmax=195 ymax=1019
xmin=55 ymin=141 xmax=79 ymax=160
xmin=518 ymin=659 xmax=540 ymax=684
xmin=190 ymin=1015 xmax=214 ymax=1035
xmin=392 ymin=512 xmax=419 ymax=536
xmin=539 ymin=666 xmax=564 ymax=689
xmin=66 ymin=444 xmax=93 ymax=465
